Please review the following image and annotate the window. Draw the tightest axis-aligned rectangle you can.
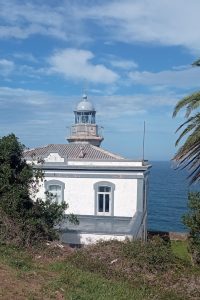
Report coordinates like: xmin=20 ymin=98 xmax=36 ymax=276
xmin=81 ymin=115 xmax=89 ymax=123
xmin=48 ymin=184 xmax=62 ymax=203
xmin=98 ymin=186 xmax=111 ymax=214
xmin=44 ymin=180 xmax=65 ymax=204
xmin=94 ymin=182 xmax=115 ymax=216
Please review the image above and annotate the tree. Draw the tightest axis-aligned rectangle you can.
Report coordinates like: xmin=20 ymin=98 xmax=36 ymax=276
xmin=173 ymin=59 xmax=200 ymax=184
xmin=173 ymin=59 xmax=200 ymax=264
xmin=182 ymin=192 xmax=200 ymax=264
xmin=0 ymin=134 xmax=75 ymax=247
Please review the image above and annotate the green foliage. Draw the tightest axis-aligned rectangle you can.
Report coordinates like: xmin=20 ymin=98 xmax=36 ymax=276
xmin=0 ymin=242 xmax=199 ymax=300
xmin=46 ymin=263 xmax=153 ymax=300
xmin=121 ymin=237 xmax=177 ymax=272
xmin=182 ymin=192 xmax=200 ymax=264
xmin=0 ymin=134 xmax=33 ymax=217
xmin=67 ymin=239 xmax=196 ymax=299
xmin=0 ymin=133 xmax=69 ymax=247
xmin=173 ymin=92 xmax=200 ymax=118
xmin=171 ymin=240 xmax=190 ymax=262
xmin=70 ymin=237 xmax=178 ymax=280
xmin=173 ymin=59 xmax=200 ymax=184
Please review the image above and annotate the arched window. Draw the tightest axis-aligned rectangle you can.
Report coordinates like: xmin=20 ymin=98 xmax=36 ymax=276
xmin=94 ymin=181 xmax=115 ymax=216
xmin=44 ymin=180 xmax=65 ymax=204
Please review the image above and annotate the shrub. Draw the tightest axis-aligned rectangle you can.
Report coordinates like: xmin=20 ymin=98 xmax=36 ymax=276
xmin=70 ymin=237 xmax=178 ymax=281
xmin=121 ymin=237 xmax=176 ymax=272
xmin=182 ymin=192 xmax=200 ymax=264
xmin=0 ymin=134 xmax=73 ymax=247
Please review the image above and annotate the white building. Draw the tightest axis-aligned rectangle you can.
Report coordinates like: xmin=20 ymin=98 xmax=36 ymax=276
xmin=24 ymin=94 xmax=151 ymax=246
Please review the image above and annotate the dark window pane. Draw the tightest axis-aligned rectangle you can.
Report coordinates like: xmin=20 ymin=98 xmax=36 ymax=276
xmin=98 ymin=194 xmax=103 ymax=212
xmin=48 ymin=185 xmax=62 ymax=203
xmin=49 ymin=185 xmax=61 ymax=191
xmin=105 ymin=194 xmax=110 ymax=212
xmin=99 ymin=186 xmax=111 ymax=192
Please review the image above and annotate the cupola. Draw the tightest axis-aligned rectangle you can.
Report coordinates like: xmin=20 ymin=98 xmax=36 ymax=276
xmin=67 ymin=94 xmax=103 ymax=147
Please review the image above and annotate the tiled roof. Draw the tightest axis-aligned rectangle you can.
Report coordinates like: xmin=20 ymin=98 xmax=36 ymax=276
xmin=24 ymin=143 xmax=125 ymax=160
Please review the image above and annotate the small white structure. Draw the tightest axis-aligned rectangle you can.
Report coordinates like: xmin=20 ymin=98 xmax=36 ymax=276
xmin=24 ymin=94 xmax=151 ymax=245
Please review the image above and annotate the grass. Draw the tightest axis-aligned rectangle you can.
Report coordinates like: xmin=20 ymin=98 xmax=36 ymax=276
xmin=0 ymin=239 xmax=200 ymax=300
xmin=0 ymin=244 xmax=35 ymax=271
xmin=171 ymin=240 xmax=191 ymax=262
xmin=45 ymin=263 xmax=153 ymax=300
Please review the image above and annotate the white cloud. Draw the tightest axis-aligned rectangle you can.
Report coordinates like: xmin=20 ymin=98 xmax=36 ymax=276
xmin=13 ymin=52 xmax=38 ymax=63
xmin=0 ymin=59 xmax=15 ymax=76
xmin=0 ymin=24 xmax=45 ymax=39
xmin=80 ymin=0 xmax=200 ymax=52
xmin=0 ymin=1 xmax=200 ymax=53
xmin=0 ymin=1 xmax=87 ymax=42
xmin=94 ymin=92 xmax=181 ymax=119
xmin=0 ymin=85 xmax=183 ymax=156
xmin=109 ymin=58 xmax=138 ymax=70
xmin=129 ymin=66 xmax=200 ymax=88
xmin=0 ymin=86 xmax=50 ymax=106
xmin=0 ymin=85 xmax=180 ymax=120
xmin=48 ymin=48 xmax=119 ymax=84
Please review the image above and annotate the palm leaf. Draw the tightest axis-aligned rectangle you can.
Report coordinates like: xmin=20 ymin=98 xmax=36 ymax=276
xmin=175 ymin=115 xmax=200 ymax=146
xmin=175 ymin=114 xmax=200 ymax=147
xmin=173 ymin=122 xmax=200 ymax=173
xmin=173 ymin=58 xmax=200 ymax=184
xmin=175 ymin=129 xmax=200 ymax=159
xmin=192 ymin=58 xmax=200 ymax=66
xmin=173 ymin=92 xmax=200 ymax=118
xmin=175 ymin=115 xmax=198 ymax=133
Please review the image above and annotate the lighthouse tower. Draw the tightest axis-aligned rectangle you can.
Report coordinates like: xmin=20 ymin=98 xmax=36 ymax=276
xmin=67 ymin=94 xmax=104 ymax=147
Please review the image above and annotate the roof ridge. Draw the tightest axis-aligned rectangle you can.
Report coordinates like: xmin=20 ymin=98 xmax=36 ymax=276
xmin=26 ymin=144 xmax=49 ymax=152
xmin=90 ymin=144 xmax=125 ymax=160
xmin=24 ymin=143 xmax=126 ymax=160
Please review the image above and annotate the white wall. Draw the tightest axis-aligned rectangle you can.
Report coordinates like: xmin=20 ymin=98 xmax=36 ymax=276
xmin=37 ymin=175 xmax=139 ymax=218
xmin=60 ymin=232 xmax=133 ymax=245
xmin=68 ymin=161 xmax=144 ymax=167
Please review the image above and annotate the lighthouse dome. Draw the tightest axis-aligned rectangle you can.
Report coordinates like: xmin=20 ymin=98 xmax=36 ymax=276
xmin=76 ymin=94 xmax=95 ymax=112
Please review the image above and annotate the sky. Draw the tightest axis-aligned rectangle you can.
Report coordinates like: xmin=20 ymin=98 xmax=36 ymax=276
xmin=0 ymin=0 xmax=200 ymax=161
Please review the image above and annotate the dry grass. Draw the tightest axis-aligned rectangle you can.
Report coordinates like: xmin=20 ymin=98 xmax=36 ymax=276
xmin=0 ymin=240 xmax=200 ymax=299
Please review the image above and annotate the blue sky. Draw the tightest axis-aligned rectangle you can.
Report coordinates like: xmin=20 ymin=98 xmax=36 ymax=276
xmin=0 ymin=0 xmax=200 ymax=161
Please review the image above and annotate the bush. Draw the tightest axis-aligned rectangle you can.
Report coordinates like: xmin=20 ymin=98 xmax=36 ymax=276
xmin=182 ymin=192 xmax=200 ymax=264
xmin=121 ymin=237 xmax=176 ymax=272
xmin=70 ymin=237 xmax=178 ymax=281
xmin=0 ymin=134 xmax=72 ymax=247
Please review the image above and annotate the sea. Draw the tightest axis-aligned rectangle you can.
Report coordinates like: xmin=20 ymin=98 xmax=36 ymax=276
xmin=148 ymin=161 xmax=199 ymax=233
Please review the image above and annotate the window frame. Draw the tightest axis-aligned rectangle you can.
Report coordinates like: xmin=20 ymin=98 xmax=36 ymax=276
xmin=44 ymin=180 xmax=65 ymax=204
xmin=94 ymin=181 xmax=115 ymax=216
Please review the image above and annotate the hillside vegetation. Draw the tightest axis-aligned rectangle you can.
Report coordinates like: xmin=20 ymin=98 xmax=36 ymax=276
xmin=0 ymin=238 xmax=200 ymax=300
xmin=0 ymin=136 xmax=200 ymax=299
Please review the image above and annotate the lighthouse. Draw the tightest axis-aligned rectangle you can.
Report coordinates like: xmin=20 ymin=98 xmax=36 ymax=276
xmin=67 ymin=94 xmax=103 ymax=147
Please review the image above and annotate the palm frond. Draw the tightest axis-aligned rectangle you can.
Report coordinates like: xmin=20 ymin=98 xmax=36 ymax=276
xmin=172 ymin=92 xmax=200 ymax=118
xmin=175 ymin=114 xmax=199 ymax=133
xmin=174 ymin=142 xmax=199 ymax=164
xmin=175 ymin=114 xmax=200 ymax=147
xmin=173 ymin=143 xmax=200 ymax=184
xmin=192 ymin=58 xmax=200 ymax=67
xmin=182 ymin=147 xmax=200 ymax=169
xmin=187 ymin=162 xmax=200 ymax=184
xmin=173 ymin=128 xmax=200 ymax=184
xmin=173 ymin=118 xmax=200 ymax=184
xmin=173 ymin=58 xmax=200 ymax=184
xmin=175 ymin=123 xmax=196 ymax=146
xmin=175 ymin=128 xmax=200 ymax=158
